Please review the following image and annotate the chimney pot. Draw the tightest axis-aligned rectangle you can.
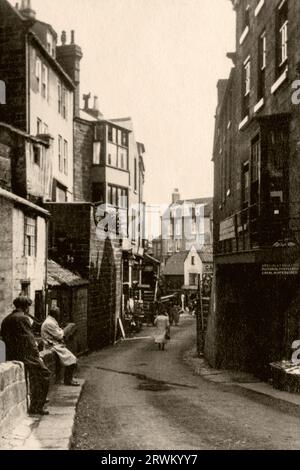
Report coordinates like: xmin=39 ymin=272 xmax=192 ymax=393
xmin=172 ymin=189 xmax=180 ymax=204
xmin=83 ymin=92 xmax=91 ymax=110
xmin=20 ymin=0 xmax=36 ymax=19
xmin=61 ymin=31 xmax=67 ymax=45
xmin=71 ymin=30 xmax=75 ymax=44
xmin=93 ymin=95 xmax=99 ymax=111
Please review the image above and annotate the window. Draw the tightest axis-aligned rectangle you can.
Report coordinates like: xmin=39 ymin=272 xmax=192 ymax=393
xmin=42 ymin=64 xmax=48 ymax=99
xmin=58 ymin=135 xmax=63 ymax=172
xmin=107 ymin=143 xmax=117 ymax=167
xmin=108 ymin=125 xmax=113 ymax=142
xmin=242 ymin=161 xmax=250 ymax=207
xmin=134 ymin=158 xmax=138 ymax=191
xmin=251 ymin=136 xmax=260 ymax=184
xmin=35 ymin=57 xmax=41 ymax=92
xmin=21 ymin=281 xmax=30 ymax=296
xmin=93 ymin=142 xmax=101 ymax=165
xmin=33 ymin=144 xmax=41 ymax=166
xmin=242 ymin=57 xmax=251 ymax=118
xmin=122 ymin=131 xmax=128 ymax=147
xmin=92 ymin=183 xmax=104 ymax=203
xmin=220 ymin=153 xmax=226 ymax=203
xmin=258 ymin=32 xmax=266 ymax=100
xmin=251 ymin=135 xmax=261 ymax=206
xmin=44 ymin=123 xmax=48 ymax=134
xmin=24 ymin=216 xmax=37 ymax=257
xmin=62 ymin=87 xmax=68 ymax=119
xmin=191 ymin=256 xmax=195 ymax=266
xmin=276 ymin=0 xmax=288 ymax=74
xmin=63 ymin=140 xmax=68 ymax=175
xmin=189 ymin=273 xmax=198 ymax=287
xmin=56 ymin=184 xmax=67 ymax=202
xmin=120 ymin=151 xmax=125 ymax=169
xmin=242 ymin=5 xmax=250 ymax=32
xmin=58 ymin=81 xmax=62 ymax=114
xmin=37 ymin=118 xmax=42 ymax=135
xmin=112 ymin=127 xmax=117 ymax=144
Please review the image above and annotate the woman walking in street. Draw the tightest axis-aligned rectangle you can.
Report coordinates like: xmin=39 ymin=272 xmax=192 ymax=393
xmin=154 ymin=307 xmax=170 ymax=351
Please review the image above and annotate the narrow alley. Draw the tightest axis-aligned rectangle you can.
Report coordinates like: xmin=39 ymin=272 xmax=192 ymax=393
xmin=73 ymin=316 xmax=300 ymax=450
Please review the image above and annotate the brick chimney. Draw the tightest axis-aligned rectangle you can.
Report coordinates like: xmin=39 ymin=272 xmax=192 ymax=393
xmin=172 ymin=188 xmax=180 ymax=204
xmin=19 ymin=0 xmax=36 ymax=20
xmin=56 ymin=30 xmax=83 ymax=118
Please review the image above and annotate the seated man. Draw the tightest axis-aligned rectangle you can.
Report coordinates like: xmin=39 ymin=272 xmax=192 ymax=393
xmin=41 ymin=307 xmax=79 ymax=386
xmin=1 ymin=295 xmax=50 ymax=415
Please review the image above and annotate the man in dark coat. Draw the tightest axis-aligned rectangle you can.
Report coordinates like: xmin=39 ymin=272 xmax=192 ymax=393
xmin=1 ymin=295 xmax=50 ymax=415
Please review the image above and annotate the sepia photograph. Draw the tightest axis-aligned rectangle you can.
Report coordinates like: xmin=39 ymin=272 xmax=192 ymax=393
xmin=0 ymin=0 xmax=299 ymax=459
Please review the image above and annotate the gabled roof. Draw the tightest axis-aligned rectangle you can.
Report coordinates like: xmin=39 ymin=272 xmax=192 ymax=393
xmin=164 ymin=251 xmax=189 ymax=276
xmin=164 ymin=246 xmax=213 ymax=276
xmin=48 ymin=260 xmax=88 ymax=288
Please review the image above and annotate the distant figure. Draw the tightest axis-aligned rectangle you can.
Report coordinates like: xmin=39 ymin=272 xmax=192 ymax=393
xmin=173 ymin=304 xmax=181 ymax=326
xmin=1 ymin=295 xmax=50 ymax=415
xmin=41 ymin=307 xmax=79 ymax=386
xmin=168 ymin=302 xmax=174 ymax=326
xmin=154 ymin=310 xmax=170 ymax=351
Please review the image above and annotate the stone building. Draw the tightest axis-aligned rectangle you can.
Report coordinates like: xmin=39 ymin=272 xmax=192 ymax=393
xmin=0 ymin=0 xmax=76 ymax=202
xmin=73 ymin=95 xmax=147 ymax=315
xmin=0 ymin=123 xmax=51 ymax=323
xmin=159 ymin=189 xmax=213 ymax=266
xmin=207 ymin=0 xmax=300 ymax=377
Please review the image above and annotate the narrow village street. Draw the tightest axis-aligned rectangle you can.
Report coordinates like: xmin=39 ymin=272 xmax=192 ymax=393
xmin=73 ymin=315 xmax=300 ymax=451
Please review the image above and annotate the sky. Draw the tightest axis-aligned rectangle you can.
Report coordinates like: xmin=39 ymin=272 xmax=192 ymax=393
xmin=13 ymin=0 xmax=236 ymax=205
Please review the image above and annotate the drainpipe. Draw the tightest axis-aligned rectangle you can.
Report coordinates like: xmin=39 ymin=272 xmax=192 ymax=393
xmin=25 ymin=34 xmax=30 ymax=134
xmin=44 ymin=217 xmax=49 ymax=318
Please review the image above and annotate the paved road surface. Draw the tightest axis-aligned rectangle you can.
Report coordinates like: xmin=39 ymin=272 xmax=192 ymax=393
xmin=73 ymin=315 xmax=300 ymax=450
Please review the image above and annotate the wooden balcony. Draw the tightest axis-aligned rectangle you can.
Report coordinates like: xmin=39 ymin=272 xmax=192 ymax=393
xmin=216 ymin=202 xmax=296 ymax=261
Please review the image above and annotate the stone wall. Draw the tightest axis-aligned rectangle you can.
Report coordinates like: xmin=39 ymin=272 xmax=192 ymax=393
xmin=46 ymin=203 xmax=123 ymax=351
xmin=0 ymin=362 xmax=27 ymax=437
xmin=0 ymin=195 xmax=13 ymax=325
xmin=73 ymin=119 xmax=94 ymax=202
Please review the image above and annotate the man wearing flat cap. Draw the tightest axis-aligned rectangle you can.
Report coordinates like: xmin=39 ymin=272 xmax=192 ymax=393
xmin=1 ymin=295 xmax=50 ymax=415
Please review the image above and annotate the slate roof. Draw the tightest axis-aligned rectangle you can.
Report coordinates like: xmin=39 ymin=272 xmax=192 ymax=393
xmin=164 ymin=252 xmax=189 ymax=276
xmin=164 ymin=246 xmax=213 ymax=276
xmin=47 ymin=260 xmax=88 ymax=288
